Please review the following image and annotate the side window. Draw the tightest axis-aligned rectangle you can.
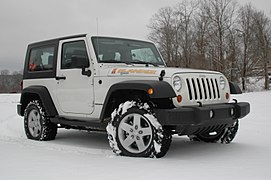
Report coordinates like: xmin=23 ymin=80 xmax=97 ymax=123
xmin=28 ymin=46 xmax=54 ymax=72
xmin=61 ymin=41 xmax=89 ymax=69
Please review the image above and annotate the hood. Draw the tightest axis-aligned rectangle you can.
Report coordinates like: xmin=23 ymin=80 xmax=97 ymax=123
xmin=98 ymin=64 xmax=222 ymax=78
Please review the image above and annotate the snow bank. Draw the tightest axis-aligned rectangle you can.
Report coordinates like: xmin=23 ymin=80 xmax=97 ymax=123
xmin=0 ymin=92 xmax=270 ymax=180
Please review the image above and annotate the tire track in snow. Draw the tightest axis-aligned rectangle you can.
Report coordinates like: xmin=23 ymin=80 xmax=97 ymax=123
xmin=0 ymin=134 xmax=112 ymax=157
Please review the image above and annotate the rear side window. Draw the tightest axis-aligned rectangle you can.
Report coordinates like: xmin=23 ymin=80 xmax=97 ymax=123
xmin=61 ymin=41 xmax=89 ymax=69
xmin=28 ymin=46 xmax=55 ymax=72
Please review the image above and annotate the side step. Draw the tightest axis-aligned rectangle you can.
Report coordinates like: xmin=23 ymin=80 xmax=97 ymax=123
xmin=51 ymin=117 xmax=108 ymax=131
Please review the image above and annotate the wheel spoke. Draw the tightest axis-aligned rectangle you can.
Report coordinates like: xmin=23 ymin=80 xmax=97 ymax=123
xmin=136 ymin=138 xmax=146 ymax=151
xmin=123 ymin=135 xmax=135 ymax=147
xmin=28 ymin=119 xmax=35 ymax=129
xmin=32 ymin=126 xmax=38 ymax=136
xmin=29 ymin=111 xmax=36 ymax=120
xmin=34 ymin=112 xmax=40 ymax=122
xmin=133 ymin=114 xmax=141 ymax=128
xmin=141 ymin=127 xmax=152 ymax=136
xmin=27 ymin=109 xmax=42 ymax=137
xmin=120 ymin=123 xmax=133 ymax=133
xmin=117 ymin=112 xmax=154 ymax=154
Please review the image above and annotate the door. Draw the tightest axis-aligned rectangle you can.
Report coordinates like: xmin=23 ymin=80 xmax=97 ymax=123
xmin=56 ymin=38 xmax=94 ymax=115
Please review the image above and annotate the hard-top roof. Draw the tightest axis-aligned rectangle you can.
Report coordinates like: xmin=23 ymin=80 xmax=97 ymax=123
xmin=28 ymin=33 xmax=87 ymax=46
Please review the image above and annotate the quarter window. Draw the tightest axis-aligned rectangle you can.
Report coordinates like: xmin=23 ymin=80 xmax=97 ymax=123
xmin=28 ymin=47 xmax=54 ymax=72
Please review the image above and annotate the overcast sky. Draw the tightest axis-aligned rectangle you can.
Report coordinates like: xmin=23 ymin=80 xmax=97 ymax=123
xmin=0 ymin=0 xmax=270 ymax=72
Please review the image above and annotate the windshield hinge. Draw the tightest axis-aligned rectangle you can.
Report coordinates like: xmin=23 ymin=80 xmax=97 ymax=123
xmin=159 ymin=70 xmax=165 ymax=81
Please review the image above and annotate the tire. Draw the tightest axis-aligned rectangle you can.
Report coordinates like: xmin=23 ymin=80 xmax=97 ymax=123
xmin=106 ymin=101 xmax=172 ymax=158
xmin=189 ymin=130 xmax=225 ymax=143
xmin=220 ymin=120 xmax=239 ymax=144
xmin=24 ymin=100 xmax=57 ymax=141
xmin=189 ymin=120 xmax=239 ymax=144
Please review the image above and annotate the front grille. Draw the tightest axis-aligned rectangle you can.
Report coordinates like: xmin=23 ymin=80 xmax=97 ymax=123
xmin=186 ymin=77 xmax=220 ymax=101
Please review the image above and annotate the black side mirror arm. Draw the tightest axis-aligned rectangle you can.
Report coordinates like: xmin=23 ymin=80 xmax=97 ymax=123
xmin=81 ymin=68 xmax=91 ymax=77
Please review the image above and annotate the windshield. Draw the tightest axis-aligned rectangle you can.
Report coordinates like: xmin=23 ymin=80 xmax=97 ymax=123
xmin=91 ymin=37 xmax=165 ymax=66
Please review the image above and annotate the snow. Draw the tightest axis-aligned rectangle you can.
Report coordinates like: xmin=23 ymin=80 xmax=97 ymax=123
xmin=0 ymin=92 xmax=270 ymax=179
xmin=107 ymin=101 xmax=163 ymax=156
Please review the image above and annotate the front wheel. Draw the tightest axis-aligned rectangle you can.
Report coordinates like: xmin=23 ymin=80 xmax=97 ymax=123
xmin=220 ymin=120 xmax=239 ymax=144
xmin=106 ymin=101 xmax=172 ymax=158
xmin=189 ymin=120 xmax=239 ymax=144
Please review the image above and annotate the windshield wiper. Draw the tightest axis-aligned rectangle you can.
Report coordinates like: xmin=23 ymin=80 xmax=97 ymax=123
xmin=130 ymin=60 xmax=159 ymax=67
xmin=100 ymin=60 xmax=132 ymax=65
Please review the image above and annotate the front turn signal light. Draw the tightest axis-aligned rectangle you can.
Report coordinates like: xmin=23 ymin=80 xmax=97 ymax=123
xmin=225 ymin=92 xmax=230 ymax=100
xmin=148 ymin=88 xmax=154 ymax=95
xmin=177 ymin=95 xmax=182 ymax=103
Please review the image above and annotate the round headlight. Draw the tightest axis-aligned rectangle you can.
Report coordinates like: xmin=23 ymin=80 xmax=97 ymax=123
xmin=220 ymin=76 xmax=226 ymax=90
xmin=173 ymin=76 xmax=182 ymax=92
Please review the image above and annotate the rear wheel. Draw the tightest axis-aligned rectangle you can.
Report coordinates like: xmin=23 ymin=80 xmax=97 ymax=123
xmin=24 ymin=100 xmax=57 ymax=141
xmin=106 ymin=101 xmax=172 ymax=158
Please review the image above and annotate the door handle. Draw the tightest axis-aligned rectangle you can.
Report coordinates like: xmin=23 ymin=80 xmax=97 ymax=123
xmin=56 ymin=76 xmax=66 ymax=80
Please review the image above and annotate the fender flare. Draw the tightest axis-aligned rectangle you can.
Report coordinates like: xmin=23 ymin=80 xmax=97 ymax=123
xmin=20 ymin=86 xmax=58 ymax=116
xmin=229 ymin=82 xmax=242 ymax=94
xmin=108 ymin=80 xmax=176 ymax=99
xmin=100 ymin=80 xmax=176 ymax=120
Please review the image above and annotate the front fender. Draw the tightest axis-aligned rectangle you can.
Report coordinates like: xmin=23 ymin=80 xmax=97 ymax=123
xmin=108 ymin=80 xmax=176 ymax=99
xmin=99 ymin=80 xmax=176 ymax=120
xmin=229 ymin=82 xmax=242 ymax=94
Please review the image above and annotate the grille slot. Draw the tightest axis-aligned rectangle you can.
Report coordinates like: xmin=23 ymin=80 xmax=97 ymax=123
xmin=186 ymin=77 xmax=221 ymax=101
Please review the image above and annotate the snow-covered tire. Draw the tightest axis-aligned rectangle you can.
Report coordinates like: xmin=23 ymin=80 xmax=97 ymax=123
xmin=189 ymin=130 xmax=225 ymax=143
xmin=106 ymin=101 xmax=172 ymax=158
xmin=220 ymin=120 xmax=239 ymax=144
xmin=24 ymin=100 xmax=57 ymax=141
xmin=189 ymin=120 xmax=239 ymax=144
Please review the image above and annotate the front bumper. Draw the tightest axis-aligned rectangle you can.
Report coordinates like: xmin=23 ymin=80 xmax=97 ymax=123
xmin=154 ymin=102 xmax=250 ymax=135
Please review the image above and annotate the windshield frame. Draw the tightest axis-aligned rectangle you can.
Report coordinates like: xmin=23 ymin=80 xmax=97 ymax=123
xmin=91 ymin=36 xmax=166 ymax=66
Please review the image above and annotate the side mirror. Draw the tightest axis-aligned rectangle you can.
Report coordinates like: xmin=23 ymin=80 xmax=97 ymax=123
xmin=71 ymin=56 xmax=91 ymax=77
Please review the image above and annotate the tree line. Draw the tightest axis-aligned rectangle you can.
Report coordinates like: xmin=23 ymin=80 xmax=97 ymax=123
xmin=0 ymin=69 xmax=22 ymax=93
xmin=148 ymin=0 xmax=271 ymax=91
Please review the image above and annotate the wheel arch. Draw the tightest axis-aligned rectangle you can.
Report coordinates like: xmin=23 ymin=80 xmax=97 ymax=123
xmin=100 ymin=80 xmax=176 ymax=120
xmin=19 ymin=86 xmax=58 ymax=117
xmin=229 ymin=82 xmax=242 ymax=94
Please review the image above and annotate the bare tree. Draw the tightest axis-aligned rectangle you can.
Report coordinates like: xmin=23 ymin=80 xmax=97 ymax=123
xmin=225 ymin=28 xmax=240 ymax=82
xmin=1 ymin=69 xmax=10 ymax=75
xmin=174 ymin=0 xmax=198 ymax=67
xmin=193 ymin=3 xmax=211 ymax=69
xmin=0 ymin=70 xmax=23 ymax=93
xmin=148 ymin=7 xmax=179 ymax=66
xmin=236 ymin=4 xmax=256 ymax=90
xmin=148 ymin=0 xmax=271 ymax=91
xmin=252 ymin=10 xmax=271 ymax=90
xmin=201 ymin=0 xmax=237 ymax=74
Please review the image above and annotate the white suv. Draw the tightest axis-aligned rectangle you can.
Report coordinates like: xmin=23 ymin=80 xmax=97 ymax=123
xmin=17 ymin=34 xmax=250 ymax=158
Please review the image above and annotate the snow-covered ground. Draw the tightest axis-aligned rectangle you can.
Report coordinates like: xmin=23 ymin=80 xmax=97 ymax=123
xmin=0 ymin=92 xmax=270 ymax=180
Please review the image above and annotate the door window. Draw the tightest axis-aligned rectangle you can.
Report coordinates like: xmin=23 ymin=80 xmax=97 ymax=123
xmin=61 ymin=41 xmax=89 ymax=69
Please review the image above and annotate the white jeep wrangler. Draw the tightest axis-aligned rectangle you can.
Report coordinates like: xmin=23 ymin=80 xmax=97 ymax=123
xmin=17 ymin=34 xmax=250 ymax=158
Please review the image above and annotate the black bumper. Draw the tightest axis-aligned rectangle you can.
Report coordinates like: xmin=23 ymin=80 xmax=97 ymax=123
xmin=154 ymin=102 xmax=250 ymax=134
xmin=17 ymin=104 xmax=23 ymax=116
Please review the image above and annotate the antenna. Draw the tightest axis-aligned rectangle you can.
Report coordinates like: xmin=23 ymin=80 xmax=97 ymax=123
xmin=96 ymin=17 xmax=100 ymax=61
xmin=96 ymin=17 xmax=99 ymax=36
